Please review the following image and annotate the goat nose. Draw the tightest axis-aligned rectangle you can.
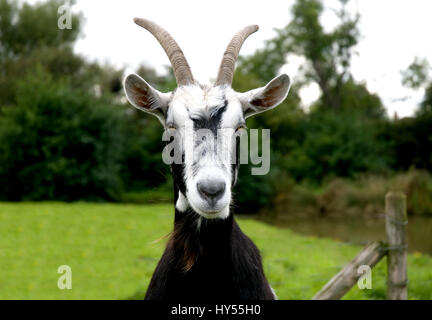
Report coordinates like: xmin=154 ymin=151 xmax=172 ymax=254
xmin=197 ymin=179 xmax=226 ymax=203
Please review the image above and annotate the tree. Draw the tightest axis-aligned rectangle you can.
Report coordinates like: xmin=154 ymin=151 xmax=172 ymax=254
xmin=401 ymin=57 xmax=432 ymax=115
xmin=397 ymin=57 xmax=432 ymax=171
xmin=0 ymin=0 xmax=81 ymax=58
xmin=284 ymin=107 xmax=391 ymax=182
xmin=401 ymin=57 xmax=430 ymax=90
xmin=0 ymin=0 xmax=126 ymax=105
xmin=0 ymin=0 xmax=82 ymax=104
xmin=238 ymin=0 xmax=363 ymax=110
xmin=419 ymin=85 xmax=432 ymax=115
xmin=0 ymin=69 xmax=127 ymax=201
xmin=229 ymin=0 xmax=392 ymax=213
xmin=286 ymin=0 xmax=361 ymax=110
xmin=237 ymin=0 xmax=384 ymax=117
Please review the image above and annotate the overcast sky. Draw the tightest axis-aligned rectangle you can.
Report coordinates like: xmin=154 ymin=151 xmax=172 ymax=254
xmin=43 ymin=0 xmax=432 ymax=117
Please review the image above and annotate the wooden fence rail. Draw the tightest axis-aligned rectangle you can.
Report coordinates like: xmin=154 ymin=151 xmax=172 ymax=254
xmin=312 ymin=192 xmax=408 ymax=300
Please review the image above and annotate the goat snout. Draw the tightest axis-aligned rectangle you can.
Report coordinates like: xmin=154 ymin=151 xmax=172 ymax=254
xmin=197 ymin=179 xmax=226 ymax=205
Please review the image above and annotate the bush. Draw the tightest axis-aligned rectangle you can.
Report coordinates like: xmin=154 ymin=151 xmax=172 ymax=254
xmin=119 ymin=114 xmax=168 ymax=192
xmin=0 ymin=69 xmax=126 ymax=201
xmin=283 ymin=108 xmax=391 ymax=183
xmin=390 ymin=112 xmax=432 ymax=172
xmin=233 ymin=164 xmax=276 ymax=213
xmin=271 ymin=170 xmax=432 ymax=217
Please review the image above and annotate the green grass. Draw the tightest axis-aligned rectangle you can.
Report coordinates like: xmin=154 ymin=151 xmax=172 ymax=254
xmin=0 ymin=202 xmax=431 ymax=300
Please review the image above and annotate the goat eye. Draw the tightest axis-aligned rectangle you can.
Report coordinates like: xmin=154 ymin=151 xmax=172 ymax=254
xmin=166 ymin=124 xmax=177 ymax=130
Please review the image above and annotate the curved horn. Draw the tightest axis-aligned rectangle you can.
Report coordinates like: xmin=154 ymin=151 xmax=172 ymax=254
xmin=215 ymin=25 xmax=259 ymax=86
xmin=134 ymin=18 xmax=194 ymax=86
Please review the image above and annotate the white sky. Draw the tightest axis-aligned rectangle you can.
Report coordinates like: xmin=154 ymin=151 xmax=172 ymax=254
xmin=35 ymin=0 xmax=432 ymax=117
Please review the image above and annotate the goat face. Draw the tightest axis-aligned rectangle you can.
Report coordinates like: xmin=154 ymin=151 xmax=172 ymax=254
xmin=123 ymin=19 xmax=291 ymax=219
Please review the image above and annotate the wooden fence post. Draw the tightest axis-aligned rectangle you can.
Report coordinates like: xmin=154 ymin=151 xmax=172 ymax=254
xmin=312 ymin=242 xmax=387 ymax=300
xmin=385 ymin=192 xmax=408 ymax=300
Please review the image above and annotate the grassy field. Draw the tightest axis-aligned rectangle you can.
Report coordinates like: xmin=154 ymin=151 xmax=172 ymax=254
xmin=0 ymin=202 xmax=431 ymax=300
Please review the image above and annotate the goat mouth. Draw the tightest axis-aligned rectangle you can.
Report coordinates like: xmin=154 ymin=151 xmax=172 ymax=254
xmin=201 ymin=210 xmax=218 ymax=215
xmin=188 ymin=200 xmax=229 ymax=219
xmin=186 ymin=187 xmax=231 ymax=219
xmin=195 ymin=206 xmax=221 ymax=215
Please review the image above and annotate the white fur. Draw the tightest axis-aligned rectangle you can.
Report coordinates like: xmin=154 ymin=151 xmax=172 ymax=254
xmin=166 ymin=85 xmax=242 ymax=220
xmin=195 ymin=216 xmax=202 ymax=231
xmin=175 ymin=191 xmax=189 ymax=212
xmin=124 ymin=76 xmax=290 ymax=220
xmin=271 ymin=286 xmax=278 ymax=300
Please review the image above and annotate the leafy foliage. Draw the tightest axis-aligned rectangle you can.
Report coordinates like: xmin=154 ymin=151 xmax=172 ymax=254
xmin=0 ymin=0 xmax=431 ymax=217
xmin=0 ymin=69 xmax=126 ymax=201
xmin=283 ymin=108 xmax=391 ymax=183
xmin=401 ymin=57 xmax=430 ymax=90
xmin=0 ymin=0 xmax=81 ymax=57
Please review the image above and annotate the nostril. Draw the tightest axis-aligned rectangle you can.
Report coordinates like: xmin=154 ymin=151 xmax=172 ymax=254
xmin=197 ymin=180 xmax=226 ymax=201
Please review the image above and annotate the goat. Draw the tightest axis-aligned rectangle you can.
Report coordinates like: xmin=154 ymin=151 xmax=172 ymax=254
xmin=123 ymin=18 xmax=291 ymax=300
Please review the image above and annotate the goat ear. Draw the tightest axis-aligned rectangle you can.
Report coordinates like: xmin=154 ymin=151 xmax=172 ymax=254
xmin=238 ymin=74 xmax=291 ymax=118
xmin=124 ymin=73 xmax=171 ymax=124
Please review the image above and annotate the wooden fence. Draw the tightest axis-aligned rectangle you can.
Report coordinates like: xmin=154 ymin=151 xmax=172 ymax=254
xmin=312 ymin=192 xmax=408 ymax=300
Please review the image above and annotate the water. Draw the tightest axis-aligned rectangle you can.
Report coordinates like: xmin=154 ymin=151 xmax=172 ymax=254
xmin=266 ymin=215 xmax=432 ymax=256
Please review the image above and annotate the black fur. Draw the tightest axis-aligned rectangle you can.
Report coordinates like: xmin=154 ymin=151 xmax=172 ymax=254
xmin=146 ymin=101 xmax=274 ymax=300
xmin=191 ymin=100 xmax=227 ymax=133
xmin=145 ymin=188 xmax=274 ymax=300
